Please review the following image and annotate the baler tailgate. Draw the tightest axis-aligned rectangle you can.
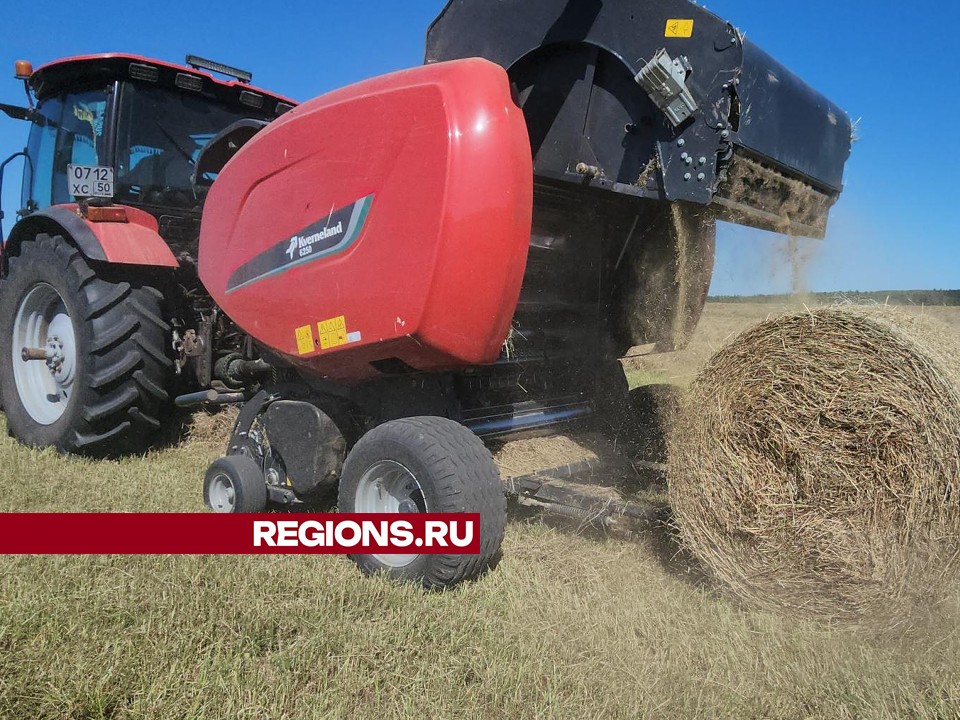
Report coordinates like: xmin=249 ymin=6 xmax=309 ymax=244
xmin=427 ymin=0 xmax=852 ymax=239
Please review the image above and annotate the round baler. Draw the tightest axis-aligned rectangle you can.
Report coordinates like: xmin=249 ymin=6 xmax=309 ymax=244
xmin=196 ymin=0 xmax=851 ymax=587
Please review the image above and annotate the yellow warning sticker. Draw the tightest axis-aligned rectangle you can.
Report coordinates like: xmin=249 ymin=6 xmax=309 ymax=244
xmin=665 ymin=19 xmax=694 ymax=38
xmin=295 ymin=325 xmax=315 ymax=355
xmin=318 ymin=315 xmax=348 ymax=350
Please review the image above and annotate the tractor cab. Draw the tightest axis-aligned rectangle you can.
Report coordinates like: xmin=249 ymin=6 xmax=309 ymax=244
xmin=1 ymin=54 xmax=295 ymax=239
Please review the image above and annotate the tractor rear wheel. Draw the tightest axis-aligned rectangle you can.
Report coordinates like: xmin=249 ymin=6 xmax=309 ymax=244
xmin=338 ymin=416 xmax=506 ymax=588
xmin=0 ymin=234 xmax=172 ymax=455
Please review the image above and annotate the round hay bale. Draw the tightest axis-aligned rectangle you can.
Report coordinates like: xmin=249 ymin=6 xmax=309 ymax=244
xmin=668 ymin=307 xmax=960 ymax=622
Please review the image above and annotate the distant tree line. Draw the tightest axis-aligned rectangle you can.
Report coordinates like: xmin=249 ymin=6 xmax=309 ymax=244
xmin=709 ymin=290 xmax=960 ymax=306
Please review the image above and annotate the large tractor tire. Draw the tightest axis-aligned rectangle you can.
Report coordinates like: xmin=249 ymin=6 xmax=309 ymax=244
xmin=0 ymin=234 xmax=172 ymax=455
xmin=339 ymin=416 xmax=506 ymax=589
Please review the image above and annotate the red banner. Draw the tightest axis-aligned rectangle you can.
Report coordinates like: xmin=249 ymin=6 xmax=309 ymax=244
xmin=0 ymin=513 xmax=481 ymax=555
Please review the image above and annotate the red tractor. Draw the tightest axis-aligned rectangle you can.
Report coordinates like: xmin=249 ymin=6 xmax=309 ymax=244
xmin=2 ymin=0 xmax=851 ymax=587
xmin=0 ymin=54 xmax=295 ymax=453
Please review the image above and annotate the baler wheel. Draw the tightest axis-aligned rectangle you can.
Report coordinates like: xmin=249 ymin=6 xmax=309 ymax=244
xmin=338 ymin=416 xmax=506 ymax=589
xmin=203 ymin=455 xmax=268 ymax=513
xmin=0 ymin=234 xmax=171 ymax=455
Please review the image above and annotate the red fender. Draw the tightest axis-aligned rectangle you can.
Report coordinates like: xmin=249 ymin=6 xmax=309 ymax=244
xmin=4 ymin=204 xmax=178 ymax=268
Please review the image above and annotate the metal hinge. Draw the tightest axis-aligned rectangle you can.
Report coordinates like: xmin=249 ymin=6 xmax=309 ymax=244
xmin=635 ymin=49 xmax=699 ymax=127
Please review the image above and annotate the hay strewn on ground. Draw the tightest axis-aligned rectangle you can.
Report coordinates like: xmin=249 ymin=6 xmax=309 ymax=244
xmin=668 ymin=307 xmax=960 ymax=624
xmin=183 ymin=405 xmax=239 ymax=445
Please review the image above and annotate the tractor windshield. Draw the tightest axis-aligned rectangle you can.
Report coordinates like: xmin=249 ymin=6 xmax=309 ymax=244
xmin=114 ymin=83 xmax=255 ymax=211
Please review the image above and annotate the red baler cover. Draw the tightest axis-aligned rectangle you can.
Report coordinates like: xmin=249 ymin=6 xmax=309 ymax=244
xmin=199 ymin=59 xmax=533 ymax=381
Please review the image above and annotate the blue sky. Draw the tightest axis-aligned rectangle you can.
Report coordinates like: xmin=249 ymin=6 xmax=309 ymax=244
xmin=0 ymin=0 xmax=956 ymax=295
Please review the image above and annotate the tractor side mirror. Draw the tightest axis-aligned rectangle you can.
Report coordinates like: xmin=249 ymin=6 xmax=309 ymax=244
xmin=0 ymin=103 xmax=33 ymax=121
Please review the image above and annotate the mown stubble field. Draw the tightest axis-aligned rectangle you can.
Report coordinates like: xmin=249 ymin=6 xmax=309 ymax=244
xmin=1 ymin=302 xmax=959 ymax=719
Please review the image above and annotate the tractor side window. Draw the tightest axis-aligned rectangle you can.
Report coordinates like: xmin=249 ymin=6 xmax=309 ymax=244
xmin=21 ymin=97 xmax=62 ymax=210
xmin=51 ymin=91 xmax=108 ymax=205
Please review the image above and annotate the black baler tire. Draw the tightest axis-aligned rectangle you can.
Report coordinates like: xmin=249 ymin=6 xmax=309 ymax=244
xmin=203 ymin=455 xmax=268 ymax=513
xmin=0 ymin=234 xmax=172 ymax=455
xmin=338 ymin=416 xmax=507 ymax=589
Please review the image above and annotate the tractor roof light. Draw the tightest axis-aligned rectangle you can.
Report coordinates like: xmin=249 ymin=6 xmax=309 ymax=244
xmin=14 ymin=60 xmax=33 ymax=80
xmin=185 ymin=55 xmax=252 ymax=84
xmin=175 ymin=72 xmax=203 ymax=92
xmin=129 ymin=62 xmax=160 ymax=83
xmin=239 ymin=90 xmax=264 ymax=109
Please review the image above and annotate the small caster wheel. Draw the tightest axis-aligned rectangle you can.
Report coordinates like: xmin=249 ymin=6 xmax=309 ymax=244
xmin=204 ymin=455 xmax=268 ymax=513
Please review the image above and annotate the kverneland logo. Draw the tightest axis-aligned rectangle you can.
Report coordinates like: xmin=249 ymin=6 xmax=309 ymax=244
xmin=286 ymin=221 xmax=344 ymax=259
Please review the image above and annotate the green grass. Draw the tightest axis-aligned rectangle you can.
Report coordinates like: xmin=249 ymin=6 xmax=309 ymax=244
xmin=4 ymin=303 xmax=960 ymax=718
xmin=1 ymin=413 xmax=959 ymax=719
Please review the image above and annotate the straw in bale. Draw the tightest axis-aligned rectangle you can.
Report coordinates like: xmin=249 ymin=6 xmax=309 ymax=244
xmin=668 ymin=307 xmax=960 ymax=622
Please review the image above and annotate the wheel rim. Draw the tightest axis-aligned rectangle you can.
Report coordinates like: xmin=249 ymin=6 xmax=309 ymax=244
xmin=11 ymin=283 xmax=78 ymax=425
xmin=355 ymin=460 xmax=427 ymax=568
xmin=208 ymin=471 xmax=237 ymax=512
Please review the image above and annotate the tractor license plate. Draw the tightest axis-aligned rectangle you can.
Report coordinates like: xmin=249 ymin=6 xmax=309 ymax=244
xmin=67 ymin=164 xmax=114 ymax=199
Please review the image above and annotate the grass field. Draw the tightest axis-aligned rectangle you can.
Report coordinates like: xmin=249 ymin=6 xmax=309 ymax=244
xmin=1 ymin=302 xmax=959 ymax=719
